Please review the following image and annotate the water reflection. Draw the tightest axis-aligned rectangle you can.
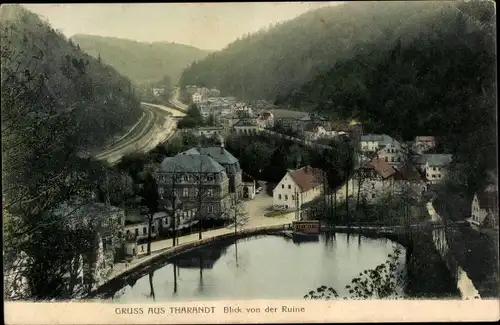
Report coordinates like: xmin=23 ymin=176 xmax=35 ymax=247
xmin=110 ymin=233 xmax=411 ymax=302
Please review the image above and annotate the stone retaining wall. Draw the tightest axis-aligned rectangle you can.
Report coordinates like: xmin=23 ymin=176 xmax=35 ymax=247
xmin=88 ymin=224 xmax=288 ymax=298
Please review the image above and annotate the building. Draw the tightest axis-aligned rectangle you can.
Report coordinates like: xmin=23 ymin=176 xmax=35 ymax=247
xmin=377 ymin=139 xmax=408 ymax=168
xmin=185 ymin=85 xmax=198 ymax=95
xmin=359 ymin=134 xmax=395 ymax=154
xmin=256 ymin=111 xmax=274 ymax=128
xmin=233 ymin=117 xmax=260 ymax=135
xmin=209 ymin=88 xmax=221 ymax=97
xmin=181 ymin=145 xmax=244 ymax=199
xmin=155 ymin=150 xmax=232 ymax=220
xmin=220 ymin=111 xmax=242 ymax=131
xmin=192 ymin=92 xmax=202 ymax=104
xmin=414 ymin=136 xmax=437 ymax=153
xmin=196 ymin=87 xmax=211 ymax=101
xmin=181 ymin=126 xmax=225 ymax=138
xmin=273 ymin=166 xmax=323 ymax=210
xmin=152 ymin=88 xmax=165 ymax=97
xmin=424 ymin=154 xmax=453 ymax=184
xmin=359 ymin=156 xmax=399 ymax=201
xmin=469 ymin=186 xmax=498 ymax=230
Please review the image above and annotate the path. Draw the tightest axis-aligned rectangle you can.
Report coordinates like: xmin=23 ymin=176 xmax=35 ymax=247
xmin=107 ymin=213 xmax=294 ymax=281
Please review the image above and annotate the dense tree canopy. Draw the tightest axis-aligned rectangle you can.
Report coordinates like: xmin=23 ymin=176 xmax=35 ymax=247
xmin=281 ymin=1 xmax=496 ymax=199
xmin=2 ymin=5 xmax=141 ymax=300
xmin=72 ymin=34 xmax=212 ymax=85
xmin=179 ymin=1 xmax=456 ymax=100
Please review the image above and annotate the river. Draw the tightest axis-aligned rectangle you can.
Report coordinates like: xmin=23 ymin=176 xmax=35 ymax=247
xmin=108 ymin=233 xmax=408 ymax=302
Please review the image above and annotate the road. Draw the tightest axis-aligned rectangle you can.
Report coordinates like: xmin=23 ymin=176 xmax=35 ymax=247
xmin=169 ymin=87 xmax=188 ymax=111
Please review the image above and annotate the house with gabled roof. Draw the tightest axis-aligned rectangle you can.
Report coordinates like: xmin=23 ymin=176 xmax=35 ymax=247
xmin=154 ymin=146 xmax=236 ymax=220
xmin=359 ymin=134 xmax=395 ymax=154
xmin=469 ymin=185 xmax=498 ymax=230
xmin=424 ymin=154 xmax=453 ymax=184
xmin=359 ymin=156 xmax=399 ymax=201
xmin=273 ymin=166 xmax=323 ymax=210
xmin=233 ymin=117 xmax=260 ymax=135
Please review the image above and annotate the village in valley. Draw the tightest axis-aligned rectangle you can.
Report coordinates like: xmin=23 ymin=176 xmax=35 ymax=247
xmin=2 ymin=2 xmax=497 ymax=305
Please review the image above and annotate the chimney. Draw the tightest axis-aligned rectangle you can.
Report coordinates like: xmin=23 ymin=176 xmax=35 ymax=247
xmin=219 ymin=135 xmax=225 ymax=153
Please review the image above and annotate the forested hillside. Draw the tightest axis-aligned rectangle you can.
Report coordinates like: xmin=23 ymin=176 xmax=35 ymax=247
xmin=282 ymin=1 xmax=496 ymax=197
xmin=2 ymin=5 xmax=141 ymax=299
xmin=72 ymin=34 xmax=212 ymax=85
xmin=179 ymin=1 xmax=456 ymax=100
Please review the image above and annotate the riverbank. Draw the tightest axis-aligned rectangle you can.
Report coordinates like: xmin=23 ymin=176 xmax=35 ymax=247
xmin=88 ymin=223 xmax=290 ymax=298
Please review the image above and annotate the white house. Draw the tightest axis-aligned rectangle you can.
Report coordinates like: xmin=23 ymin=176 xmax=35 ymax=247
xmin=359 ymin=134 xmax=394 ymax=154
xmin=469 ymin=186 xmax=498 ymax=230
xmin=192 ymin=92 xmax=202 ymax=104
xmin=424 ymin=154 xmax=453 ymax=184
xmin=273 ymin=166 xmax=323 ymax=210
xmin=377 ymin=139 xmax=408 ymax=168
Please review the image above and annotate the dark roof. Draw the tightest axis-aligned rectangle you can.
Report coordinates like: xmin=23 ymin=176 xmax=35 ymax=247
xmin=197 ymin=146 xmax=239 ymax=165
xmin=234 ymin=118 xmax=258 ymax=127
xmin=160 ymin=153 xmax=224 ymax=173
xmin=425 ymin=154 xmax=453 ymax=166
xmin=289 ymin=166 xmax=323 ymax=192
xmin=395 ymin=163 xmax=423 ymax=182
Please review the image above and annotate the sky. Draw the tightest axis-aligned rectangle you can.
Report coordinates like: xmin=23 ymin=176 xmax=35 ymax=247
xmin=24 ymin=2 xmax=342 ymax=51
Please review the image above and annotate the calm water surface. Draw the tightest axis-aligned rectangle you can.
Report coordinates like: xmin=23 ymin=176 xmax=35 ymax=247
xmin=110 ymin=233 xmax=406 ymax=302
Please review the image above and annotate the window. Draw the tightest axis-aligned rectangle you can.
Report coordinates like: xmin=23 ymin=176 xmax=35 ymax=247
xmin=207 ymin=189 xmax=214 ymax=197
xmin=285 ymin=195 xmax=288 ymax=201
xmin=372 ymin=183 xmax=375 ymax=189
xmin=391 ymin=157 xmax=395 ymax=162
xmin=288 ymin=184 xmax=291 ymax=189
xmin=285 ymin=205 xmax=288 ymax=209
xmin=126 ymin=230 xmax=130 ymax=235
xmin=135 ymin=228 xmax=139 ymax=236
xmin=282 ymin=184 xmax=285 ymax=189
xmin=291 ymin=195 xmax=295 ymax=200
xmin=207 ymin=174 xmax=214 ymax=182
xmin=143 ymin=227 xmax=147 ymax=235
xmin=164 ymin=217 xmax=168 ymax=225
xmin=207 ymin=205 xmax=213 ymax=213
xmin=433 ymin=167 xmax=436 ymax=171
xmin=183 ymin=188 xmax=189 ymax=197
xmin=278 ymin=194 xmax=282 ymax=199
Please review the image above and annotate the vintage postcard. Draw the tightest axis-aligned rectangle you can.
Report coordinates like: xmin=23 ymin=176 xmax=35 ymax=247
xmin=2 ymin=1 xmax=499 ymax=324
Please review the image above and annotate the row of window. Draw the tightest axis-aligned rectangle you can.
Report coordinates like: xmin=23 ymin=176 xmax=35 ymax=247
xmin=278 ymin=194 xmax=296 ymax=201
xmin=281 ymin=184 xmax=293 ymax=189
xmin=426 ymin=174 xmax=442 ymax=179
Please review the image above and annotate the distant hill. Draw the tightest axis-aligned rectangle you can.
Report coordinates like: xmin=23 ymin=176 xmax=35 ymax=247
xmin=72 ymin=34 xmax=212 ymax=85
xmin=1 ymin=4 xmax=143 ymax=195
xmin=179 ymin=1 xmax=457 ymax=100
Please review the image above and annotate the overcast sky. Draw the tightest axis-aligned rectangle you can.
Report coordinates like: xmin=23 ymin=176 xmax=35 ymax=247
xmin=23 ymin=2 xmax=342 ymax=51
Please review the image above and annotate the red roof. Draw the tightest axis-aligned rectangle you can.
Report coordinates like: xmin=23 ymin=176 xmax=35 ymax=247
xmin=415 ymin=136 xmax=436 ymax=142
xmin=289 ymin=166 xmax=323 ymax=192
xmin=363 ymin=157 xmax=397 ymax=179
